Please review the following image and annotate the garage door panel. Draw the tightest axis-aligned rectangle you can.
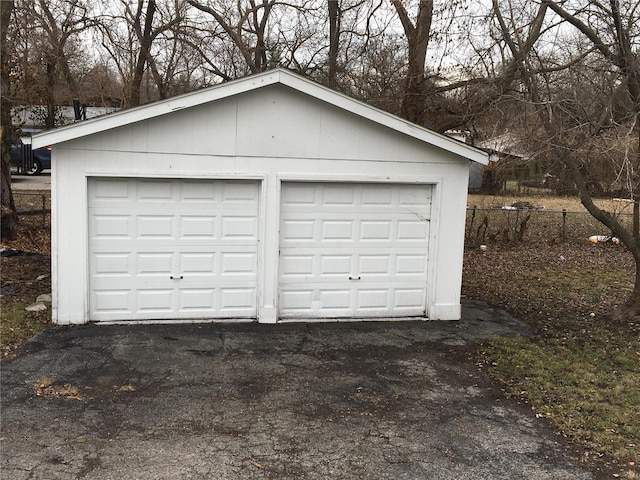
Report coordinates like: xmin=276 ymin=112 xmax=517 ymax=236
xmin=89 ymin=178 xmax=259 ymax=321
xmin=398 ymin=220 xmax=430 ymax=240
xmin=179 ymin=252 xmax=216 ymax=275
xmin=92 ymin=178 xmax=130 ymax=201
xmin=220 ymin=288 xmax=257 ymax=312
xmin=279 ymin=255 xmax=314 ymax=277
xmin=358 ymin=255 xmax=390 ymax=275
xmin=398 ymin=187 xmax=432 ymax=206
xmin=320 ymin=255 xmax=352 ymax=276
xmin=179 ymin=289 xmax=215 ymax=311
xmin=137 ymin=252 xmax=174 ymax=276
xmin=221 ymin=216 xmax=258 ymax=239
xmin=222 ymin=182 xmax=261 ymax=202
xmin=279 ymin=182 xmax=431 ymax=319
xmin=322 ymin=188 xmax=354 ymax=206
xmin=321 ymin=220 xmax=353 ymax=240
xmin=279 ymin=290 xmax=313 ymax=312
xmin=318 ymin=289 xmax=351 ymax=309
xmin=92 ymin=290 xmax=131 ymax=314
xmin=359 ymin=220 xmax=391 ymax=240
xmin=137 ymin=179 xmax=176 ymax=200
xmin=220 ymin=252 xmax=258 ymax=275
xmin=92 ymin=215 xmax=132 ymax=239
xmin=281 ymin=184 xmax=315 ymax=204
xmin=361 ymin=186 xmax=392 ymax=205
xmin=179 ymin=216 xmax=216 ymax=238
xmin=397 ymin=254 xmax=428 ymax=275
xmin=93 ymin=253 xmax=132 ymax=276
xmin=137 ymin=289 xmax=174 ymax=312
xmin=280 ymin=220 xmax=315 ymax=241
xmin=137 ymin=215 xmax=175 ymax=239
xmin=357 ymin=289 xmax=390 ymax=309
xmin=394 ymin=289 xmax=426 ymax=309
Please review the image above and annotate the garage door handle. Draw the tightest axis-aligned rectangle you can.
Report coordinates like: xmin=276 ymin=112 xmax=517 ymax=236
xmin=349 ymin=276 xmax=361 ymax=281
xmin=170 ymin=275 xmax=183 ymax=280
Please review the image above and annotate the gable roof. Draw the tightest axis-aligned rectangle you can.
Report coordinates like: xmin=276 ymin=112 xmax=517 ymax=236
xmin=33 ymin=69 xmax=488 ymax=165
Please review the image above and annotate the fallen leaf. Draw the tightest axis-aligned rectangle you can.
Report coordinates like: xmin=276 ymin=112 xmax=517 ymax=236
xmin=36 ymin=376 xmax=53 ymax=389
xmin=250 ymin=460 xmax=265 ymax=469
xmin=115 ymin=384 xmax=136 ymax=392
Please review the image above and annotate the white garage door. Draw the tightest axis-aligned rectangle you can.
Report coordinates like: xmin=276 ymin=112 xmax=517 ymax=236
xmin=279 ymin=182 xmax=432 ymax=319
xmin=88 ymin=178 xmax=259 ymax=322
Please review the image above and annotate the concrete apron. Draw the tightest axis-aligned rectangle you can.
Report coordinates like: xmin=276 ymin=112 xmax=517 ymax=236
xmin=0 ymin=300 xmax=593 ymax=480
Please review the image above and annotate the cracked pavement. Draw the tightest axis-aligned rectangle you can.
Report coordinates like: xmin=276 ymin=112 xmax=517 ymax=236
xmin=1 ymin=300 xmax=594 ymax=479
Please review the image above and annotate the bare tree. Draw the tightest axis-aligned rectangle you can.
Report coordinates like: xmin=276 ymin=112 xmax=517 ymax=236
xmin=490 ymin=0 xmax=640 ymax=319
xmin=386 ymin=0 xmax=550 ymax=133
xmin=327 ymin=0 xmax=343 ymax=87
xmin=390 ymin=0 xmax=433 ymax=125
xmin=97 ymin=0 xmax=185 ymax=107
xmin=187 ymin=0 xmax=277 ymax=75
xmin=11 ymin=0 xmax=93 ymax=127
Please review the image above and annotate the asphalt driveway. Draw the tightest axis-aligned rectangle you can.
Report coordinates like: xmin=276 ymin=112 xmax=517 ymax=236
xmin=1 ymin=300 xmax=593 ymax=479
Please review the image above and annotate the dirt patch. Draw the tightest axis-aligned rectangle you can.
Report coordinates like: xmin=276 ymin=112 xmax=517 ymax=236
xmin=1 ymin=190 xmax=52 ymax=359
xmin=0 ymin=253 xmax=52 ymax=359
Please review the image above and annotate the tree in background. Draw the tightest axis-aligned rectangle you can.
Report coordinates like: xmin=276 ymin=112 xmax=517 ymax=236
xmin=488 ymin=0 xmax=640 ymax=319
xmin=186 ymin=0 xmax=279 ymax=77
xmin=10 ymin=0 xmax=93 ymax=127
xmin=96 ymin=0 xmax=187 ymax=107
xmin=1 ymin=0 xmax=17 ymax=240
xmin=390 ymin=0 xmax=433 ymax=125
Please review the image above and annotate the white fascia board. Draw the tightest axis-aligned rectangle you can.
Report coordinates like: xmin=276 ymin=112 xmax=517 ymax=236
xmin=32 ymin=69 xmax=488 ymax=165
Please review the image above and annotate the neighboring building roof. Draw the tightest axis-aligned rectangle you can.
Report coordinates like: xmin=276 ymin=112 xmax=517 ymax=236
xmin=33 ymin=69 xmax=488 ymax=165
xmin=12 ymin=105 xmax=120 ymax=128
xmin=475 ymin=132 xmax=530 ymax=160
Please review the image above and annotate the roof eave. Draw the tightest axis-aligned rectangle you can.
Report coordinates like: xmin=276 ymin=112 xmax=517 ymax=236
xmin=32 ymin=69 xmax=488 ymax=165
xmin=276 ymin=72 xmax=488 ymax=165
xmin=32 ymin=71 xmax=283 ymax=149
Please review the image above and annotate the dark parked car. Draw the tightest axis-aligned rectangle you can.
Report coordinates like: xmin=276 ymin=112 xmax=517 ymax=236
xmin=10 ymin=129 xmax=51 ymax=175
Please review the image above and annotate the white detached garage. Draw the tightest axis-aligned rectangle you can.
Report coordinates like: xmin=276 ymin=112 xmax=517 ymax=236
xmin=33 ymin=69 xmax=487 ymax=325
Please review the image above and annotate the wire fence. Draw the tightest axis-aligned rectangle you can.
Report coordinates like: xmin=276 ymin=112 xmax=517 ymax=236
xmin=13 ymin=191 xmax=51 ymax=229
xmin=8 ymin=191 xmax=637 ymax=247
xmin=465 ymin=206 xmax=635 ymax=246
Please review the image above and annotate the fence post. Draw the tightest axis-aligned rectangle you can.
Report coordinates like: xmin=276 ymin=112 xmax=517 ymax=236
xmin=562 ymin=209 xmax=567 ymax=242
xmin=467 ymin=206 xmax=476 ymax=242
xmin=634 ymin=195 xmax=639 ymax=239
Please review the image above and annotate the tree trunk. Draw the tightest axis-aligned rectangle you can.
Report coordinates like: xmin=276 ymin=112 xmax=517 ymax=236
xmin=129 ymin=0 xmax=157 ymax=107
xmin=392 ymin=0 xmax=433 ymax=125
xmin=1 ymin=131 xmax=17 ymax=240
xmin=617 ymin=250 xmax=640 ymax=320
xmin=45 ymin=58 xmax=56 ymax=128
xmin=328 ymin=0 xmax=340 ymax=88
xmin=1 ymin=0 xmax=17 ymax=240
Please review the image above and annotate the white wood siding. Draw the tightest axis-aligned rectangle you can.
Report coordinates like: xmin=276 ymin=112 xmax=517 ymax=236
xmin=50 ymin=83 xmax=472 ymax=324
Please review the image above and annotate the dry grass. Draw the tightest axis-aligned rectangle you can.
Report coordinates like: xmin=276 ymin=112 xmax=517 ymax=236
xmin=2 ymin=191 xmax=52 ymax=254
xmin=468 ymin=193 xmax=635 ymax=213
xmin=465 ymin=194 xmax=639 ymax=477
xmin=1 ymin=190 xmax=52 ymax=359
xmin=466 ymin=194 xmax=635 ymax=247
